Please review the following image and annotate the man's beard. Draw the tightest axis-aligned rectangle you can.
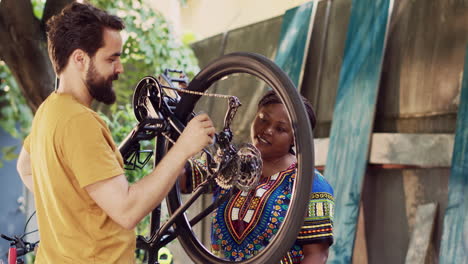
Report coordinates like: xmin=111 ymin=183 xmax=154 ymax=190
xmin=85 ymin=60 xmax=118 ymax=105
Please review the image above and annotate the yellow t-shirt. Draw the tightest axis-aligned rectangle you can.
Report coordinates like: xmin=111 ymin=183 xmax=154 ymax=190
xmin=24 ymin=93 xmax=135 ymax=263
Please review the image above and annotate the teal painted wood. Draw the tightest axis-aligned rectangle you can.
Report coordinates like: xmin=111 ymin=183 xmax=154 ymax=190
xmin=323 ymin=0 xmax=393 ymax=262
xmin=274 ymin=1 xmax=314 ymax=88
xmin=439 ymin=46 xmax=468 ymax=264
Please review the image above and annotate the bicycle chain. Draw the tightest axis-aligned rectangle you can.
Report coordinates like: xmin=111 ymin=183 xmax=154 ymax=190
xmin=160 ymin=83 xmax=261 ymax=191
xmin=160 ymin=84 xmax=232 ymax=99
xmin=160 ymin=83 xmax=234 ymax=176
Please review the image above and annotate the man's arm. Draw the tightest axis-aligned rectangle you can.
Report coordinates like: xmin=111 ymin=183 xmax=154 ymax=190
xmin=85 ymin=114 xmax=215 ymax=230
xmin=17 ymin=147 xmax=34 ymax=193
xmin=301 ymin=243 xmax=329 ymax=264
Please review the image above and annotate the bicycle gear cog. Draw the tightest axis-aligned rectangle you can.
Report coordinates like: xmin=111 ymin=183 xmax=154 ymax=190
xmin=214 ymin=148 xmax=235 ymax=189
xmin=233 ymin=143 xmax=262 ymax=191
xmin=133 ymin=76 xmax=163 ymax=122
xmin=215 ymin=144 xmax=262 ymax=191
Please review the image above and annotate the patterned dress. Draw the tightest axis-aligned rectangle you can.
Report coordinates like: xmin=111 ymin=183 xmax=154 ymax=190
xmin=186 ymin=162 xmax=334 ymax=263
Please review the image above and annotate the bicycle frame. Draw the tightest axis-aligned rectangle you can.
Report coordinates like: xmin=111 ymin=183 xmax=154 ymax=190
xmin=8 ymin=247 xmax=17 ymax=264
xmin=119 ymin=71 xmax=240 ymax=263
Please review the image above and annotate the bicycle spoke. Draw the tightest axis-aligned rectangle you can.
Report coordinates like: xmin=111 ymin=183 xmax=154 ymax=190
xmin=165 ymin=52 xmax=314 ymax=263
xmin=149 ymin=178 xmax=212 ymax=244
xmin=126 ymin=53 xmax=314 ymax=263
xmin=188 ymin=188 xmax=234 ymax=226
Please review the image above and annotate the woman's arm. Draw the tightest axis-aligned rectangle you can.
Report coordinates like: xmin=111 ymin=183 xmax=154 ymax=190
xmin=179 ymin=163 xmax=190 ymax=193
xmin=301 ymin=243 xmax=329 ymax=264
xmin=299 ymin=170 xmax=334 ymax=263
xmin=179 ymin=158 xmax=211 ymax=194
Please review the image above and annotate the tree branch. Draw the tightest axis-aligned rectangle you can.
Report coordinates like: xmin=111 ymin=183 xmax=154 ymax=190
xmin=42 ymin=0 xmax=73 ymax=25
xmin=0 ymin=0 xmax=38 ymax=37
xmin=0 ymin=0 xmax=56 ymax=112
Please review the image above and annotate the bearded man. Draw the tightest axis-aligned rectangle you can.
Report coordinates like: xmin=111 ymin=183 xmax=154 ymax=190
xmin=16 ymin=2 xmax=215 ymax=263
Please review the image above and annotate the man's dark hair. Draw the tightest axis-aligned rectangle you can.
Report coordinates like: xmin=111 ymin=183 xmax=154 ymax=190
xmin=46 ymin=2 xmax=125 ymax=74
xmin=257 ymin=90 xmax=317 ymax=130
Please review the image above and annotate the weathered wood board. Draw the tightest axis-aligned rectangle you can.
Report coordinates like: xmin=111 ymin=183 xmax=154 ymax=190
xmin=323 ymin=0 xmax=394 ymax=261
xmin=274 ymin=0 xmax=316 ymax=89
xmin=439 ymin=46 xmax=468 ymax=264
xmin=405 ymin=203 xmax=438 ymax=264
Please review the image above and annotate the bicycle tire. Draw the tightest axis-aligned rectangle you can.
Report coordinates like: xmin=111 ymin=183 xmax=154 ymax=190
xmin=165 ymin=52 xmax=314 ymax=264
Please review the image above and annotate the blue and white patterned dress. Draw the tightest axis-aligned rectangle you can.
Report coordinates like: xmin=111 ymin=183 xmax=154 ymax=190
xmin=187 ymin=162 xmax=334 ymax=263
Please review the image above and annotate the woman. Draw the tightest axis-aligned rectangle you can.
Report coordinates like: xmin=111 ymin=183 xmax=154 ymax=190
xmin=185 ymin=91 xmax=334 ymax=263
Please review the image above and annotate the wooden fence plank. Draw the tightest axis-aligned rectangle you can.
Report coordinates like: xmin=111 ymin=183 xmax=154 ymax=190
xmin=324 ymin=0 xmax=394 ymax=261
xmin=314 ymin=133 xmax=454 ymax=167
xmin=274 ymin=0 xmax=316 ymax=89
xmin=405 ymin=203 xmax=438 ymax=264
xmin=352 ymin=205 xmax=368 ymax=264
xmin=439 ymin=46 xmax=468 ymax=264
xmin=369 ymin=134 xmax=454 ymax=167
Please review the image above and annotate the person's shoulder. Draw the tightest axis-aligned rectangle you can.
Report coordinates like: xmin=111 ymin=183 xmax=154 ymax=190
xmin=33 ymin=93 xmax=95 ymax=127
xmin=48 ymin=93 xmax=104 ymax=127
xmin=43 ymin=92 xmax=89 ymax=118
xmin=312 ymin=169 xmax=334 ymax=196
xmin=65 ymin=110 xmax=108 ymax=134
xmin=39 ymin=95 xmax=107 ymax=136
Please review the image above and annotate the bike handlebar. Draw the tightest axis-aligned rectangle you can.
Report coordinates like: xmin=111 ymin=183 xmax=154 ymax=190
xmin=1 ymin=233 xmax=38 ymax=257
xmin=1 ymin=234 xmax=14 ymax=241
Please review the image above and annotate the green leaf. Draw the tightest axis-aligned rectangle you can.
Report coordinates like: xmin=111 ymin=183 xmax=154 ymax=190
xmin=0 ymin=62 xmax=32 ymax=140
xmin=2 ymin=145 xmax=18 ymax=161
xmin=32 ymin=0 xmax=46 ymax=19
xmin=182 ymin=32 xmax=197 ymax=45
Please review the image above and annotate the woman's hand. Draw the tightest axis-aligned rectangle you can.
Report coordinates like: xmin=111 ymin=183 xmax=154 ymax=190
xmin=301 ymin=243 xmax=329 ymax=264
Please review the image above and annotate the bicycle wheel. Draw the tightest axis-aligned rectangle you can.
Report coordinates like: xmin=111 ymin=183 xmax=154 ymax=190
xmin=165 ymin=52 xmax=314 ymax=264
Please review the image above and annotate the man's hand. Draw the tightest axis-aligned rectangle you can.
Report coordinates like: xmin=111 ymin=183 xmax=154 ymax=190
xmin=174 ymin=113 xmax=215 ymax=158
xmin=86 ymin=113 xmax=215 ymax=230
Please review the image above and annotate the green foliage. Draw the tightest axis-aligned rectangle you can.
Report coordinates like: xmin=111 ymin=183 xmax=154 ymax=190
xmin=26 ymin=251 xmax=36 ymax=263
xmin=0 ymin=0 xmax=41 ymax=164
xmin=181 ymin=32 xmax=197 ymax=45
xmin=2 ymin=145 xmax=18 ymax=160
xmin=0 ymin=62 xmax=33 ymax=166
xmin=0 ymin=63 xmax=33 ymax=139
xmin=32 ymin=0 xmax=45 ymax=19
